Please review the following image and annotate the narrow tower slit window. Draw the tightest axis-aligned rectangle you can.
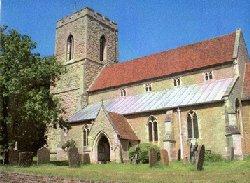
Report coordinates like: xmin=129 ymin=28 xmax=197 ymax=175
xmin=66 ymin=34 xmax=74 ymax=61
xmin=148 ymin=116 xmax=158 ymax=142
xmin=100 ymin=35 xmax=106 ymax=61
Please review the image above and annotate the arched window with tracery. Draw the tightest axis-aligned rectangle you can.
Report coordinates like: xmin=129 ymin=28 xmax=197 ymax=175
xmin=148 ymin=116 xmax=158 ymax=142
xmin=187 ymin=111 xmax=199 ymax=139
xmin=121 ymin=89 xmax=126 ymax=97
xmin=83 ymin=125 xmax=89 ymax=147
xmin=100 ymin=35 xmax=106 ymax=61
xmin=66 ymin=34 xmax=74 ymax=61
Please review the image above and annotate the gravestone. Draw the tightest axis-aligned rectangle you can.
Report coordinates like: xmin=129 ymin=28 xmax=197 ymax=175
xmin=196 ymin=145 xmax=205 ymax=171
xmin=230 ymin=147 xmax=234 ymax=161
xmin=68 ymin=147 xmax=80 ymax=167
xmin=8 ymin=149 xmax=19 ymax=165
xmin=177 ymin=149 xmax=181 ymax=161
xmin=19 ymin=152 xmax=33 ymax=167
xmin=81 ymin=153 xmax=90 ymax=164
xmin=37 ymin=147 xmax=50 ymax=165
xmin=160 ymin=149 xmax=169 ymax=166
xmin=149 ymin=148 xmax=157 ymax=167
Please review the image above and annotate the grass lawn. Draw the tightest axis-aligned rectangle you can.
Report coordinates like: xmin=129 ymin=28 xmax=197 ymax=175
xmin=1 ymin=158 xmax=250 ymax=183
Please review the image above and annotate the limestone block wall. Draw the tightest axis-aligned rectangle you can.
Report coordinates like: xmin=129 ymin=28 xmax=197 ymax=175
xmin=88 ymin=64 xmax=235 ymax=104
xmin=242 ymin=100 xmax=250 ymax=155
xmin=127 ymin=103 xmax=227 ymax=159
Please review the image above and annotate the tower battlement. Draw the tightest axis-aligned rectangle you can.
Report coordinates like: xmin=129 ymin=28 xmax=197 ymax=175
xmin=57 ymin=7 xmax=117 ymax=30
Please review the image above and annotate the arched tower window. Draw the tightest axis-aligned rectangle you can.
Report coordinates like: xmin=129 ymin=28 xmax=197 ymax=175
xmin=148 ymin=116 xmax=158 ymax=142
xmin=100 ymin=35 xmax=106 ymax=61
xmin=121 ymin=89 xmax=126 ymax=96
xmin=66 ymin=34 xmax=74 ymax=61
xmin=187 ymin=111 xmax=199 ymax=139
xmin=83 ymin=125 xmax=89 ymax=147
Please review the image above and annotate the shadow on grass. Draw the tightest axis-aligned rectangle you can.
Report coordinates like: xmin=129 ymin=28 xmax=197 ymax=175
xmin=50 ymin=161 xmax=68 ymax=166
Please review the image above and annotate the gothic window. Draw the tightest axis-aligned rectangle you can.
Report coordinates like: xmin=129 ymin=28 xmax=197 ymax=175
xmin=145 ymin=83 xmax=152 ymax=92
xmin=100 ymin=35 xmax=106 ymax=61
xmin=204 ymin=71 xmax=213 ymax=81
xmin=83 ymin=125 xmax=89 ymax=147
xmin=173 ymin=77 xmax=181 ymax=86
xmin=148 ymin=116 xmax=158 ymax=142
xmin=121 ymin=89 xmax=126 ymax=96
xmin=66 ymin=34 xmax=74 ymax=61
xmin=187 ymin=111 xmax=199 ymax=139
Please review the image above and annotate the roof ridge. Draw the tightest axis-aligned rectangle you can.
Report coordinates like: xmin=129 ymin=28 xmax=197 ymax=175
xmin=106 ymin=31 xmax=236 ymax=69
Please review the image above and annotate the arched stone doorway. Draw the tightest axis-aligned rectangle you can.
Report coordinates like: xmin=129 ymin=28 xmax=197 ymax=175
xmin=97 ymin=135 xmax=110 ymax=163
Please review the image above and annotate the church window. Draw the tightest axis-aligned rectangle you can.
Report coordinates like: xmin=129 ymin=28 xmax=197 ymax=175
xmin=173 ymin=77 xmax=181 ymax=86
xmin=121 ymin=89 xmax=126 ymax=96
xmin=187 ymin=111 xmax=199 ymax=139
xmin=83 ymin=125 xmax=89 ymax=147
xmin=66 ymin=34 xmax=74 ymax=61
xmin=145 ymin=83 xmax=152 ymax=92
xmin=148 ymin=116 xmax=158 ymax=142
xmin=100 ymin=35 xmax=106 ymax=61
xmin=204 ymin=71 xmax=213 ymax=81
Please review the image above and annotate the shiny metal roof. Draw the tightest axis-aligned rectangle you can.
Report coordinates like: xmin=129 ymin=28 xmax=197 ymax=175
xmin=69 ymin=78 xmax=235 ymax=123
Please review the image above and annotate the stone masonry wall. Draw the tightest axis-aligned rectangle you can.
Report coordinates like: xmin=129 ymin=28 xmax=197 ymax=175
xmin=242 ymin=100 xmax=250 ymax=155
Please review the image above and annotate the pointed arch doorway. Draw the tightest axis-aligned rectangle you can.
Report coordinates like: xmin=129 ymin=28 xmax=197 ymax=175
xmin=97 ymin=134 xmax=110 ymax=163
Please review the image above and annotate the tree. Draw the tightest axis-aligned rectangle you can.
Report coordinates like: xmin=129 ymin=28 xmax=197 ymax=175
xmin=0 ymin=26 xmax=68 ymax=164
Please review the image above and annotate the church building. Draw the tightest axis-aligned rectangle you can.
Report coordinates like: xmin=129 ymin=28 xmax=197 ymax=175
xmin=48 ymin=7 xmax=250 ymax=163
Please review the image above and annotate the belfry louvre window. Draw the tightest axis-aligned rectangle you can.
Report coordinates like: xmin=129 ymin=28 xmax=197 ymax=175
xmin=83 ymin=125 xmax=89 ymax=147
xmin=121 ymin=89 xmax=126 ymax=96
xmin=100 ymin=35 xmax=106 ymax=61
xmin=145 ymin=83 xmax=152 ymax=92
xmin=66 ymin=34 xmax=74 ymax=61
xmin=187 ymin=111 xmax=199 ymax=139
xmin=205 ymin=71 xmax=213 ymax=81
xmin=148 ymin=116 xmax=158 ymax=142
xmin=173 ymin=77 xmax=181 ymax=86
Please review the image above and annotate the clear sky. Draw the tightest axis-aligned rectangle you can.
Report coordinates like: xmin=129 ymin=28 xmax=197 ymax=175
xmin=1 ymin=0 xmax=250 ymax=62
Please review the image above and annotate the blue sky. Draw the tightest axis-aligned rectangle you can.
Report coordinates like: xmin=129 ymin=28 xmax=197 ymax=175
xmin=1 ymin=0 xmax=250 ymax=62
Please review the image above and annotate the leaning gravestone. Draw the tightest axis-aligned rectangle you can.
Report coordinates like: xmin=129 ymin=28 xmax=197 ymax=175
xmin=68 ymin=147 xmax=80 ymax=167
xmin=230 ymin=147 xmax=234 ymax=161
xmin=8 ymin=149 xmax=19 ymax=165
xmin=149 ymin=148 xmax=157 ymax=167
xmin=19 ymin=152 xmax=33 ymax=167
xmin=81 ymin=153 xmax=90 ymax=164
xmin=37 ymin=147 xmax=50 ymax=165
xmin=160 ymin=149 xmax=169 ymax=166
xmin=196 ymin=145 xmax=205 ymax=171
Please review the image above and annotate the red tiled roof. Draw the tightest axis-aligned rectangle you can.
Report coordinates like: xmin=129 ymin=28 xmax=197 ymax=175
xmin=89 ymin=32 xmax=236 ymax=92
xmin=243 ymin=63 xmax=250 ymax=99
xmin=108 ymin=112 xmax=139 ymax=141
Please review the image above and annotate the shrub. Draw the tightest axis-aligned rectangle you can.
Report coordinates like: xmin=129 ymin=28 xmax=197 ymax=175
xmin=204 ymin=151 xmax=223 ymax=162
xmin=61 ymin=139 xmax=76 ymax=150
xmin=129 ymin=143 xmax=160 ymax=164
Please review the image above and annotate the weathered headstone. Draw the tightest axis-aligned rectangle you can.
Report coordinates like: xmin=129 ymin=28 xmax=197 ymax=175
xmin=81 ymin=153 xmax=90 ymax=164
xmin=8 ymin=149 xmax=19 ymax=165
xmin=37 ymin=147 xmax=50 ymax=165
xmin=160 ymin=149 xmax=169 ymax=166
xmin=68 ymin=147 xmax=80 ymax=167
xmin=196 ymin=145 xmax=205 ymax=171
xmin=230 ymin=147 xmax=234 ymax=161
xmin=19 ymin=152 xmax=33 ymax=167
xmin=177 ymin=149 xmax=181 ymax=161
xmin=182 ymin=156 xmax=189 ymax=165
xmin=149 ymin=148 xmax=157 ymax=167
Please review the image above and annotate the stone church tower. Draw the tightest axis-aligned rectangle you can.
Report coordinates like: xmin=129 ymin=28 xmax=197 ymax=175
xmin=51 ymin=7 xmax=118 ymax=119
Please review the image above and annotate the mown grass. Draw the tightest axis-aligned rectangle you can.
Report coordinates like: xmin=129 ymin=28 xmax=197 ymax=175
xmin=1 ymin=157 xmax=250 ymax=183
